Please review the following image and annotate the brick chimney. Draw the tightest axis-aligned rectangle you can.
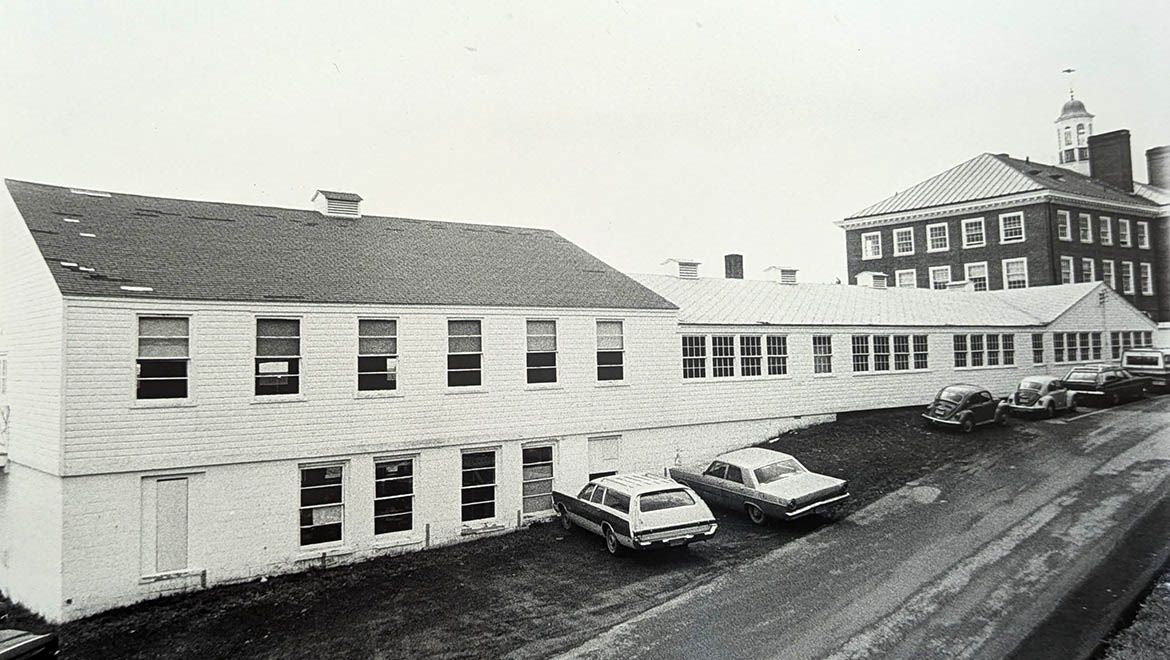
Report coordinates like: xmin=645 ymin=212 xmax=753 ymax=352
xmin=724 ymin=254 xmax=744 ymax=279
xmin=1088 ymin=130 xmax=1134 ymax=192
xmin=1147 ymin=146 xmax=1170 ymax=190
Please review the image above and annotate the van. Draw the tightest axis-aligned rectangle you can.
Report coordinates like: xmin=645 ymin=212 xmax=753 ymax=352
xmin=1121 ymin=348 xmax=1170 ymax=391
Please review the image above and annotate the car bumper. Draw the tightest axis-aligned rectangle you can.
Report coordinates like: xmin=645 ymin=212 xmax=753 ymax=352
xmin=631 ymin=524 xmax=717 ymax=549
xmin=778 ymin=492 xmax=851 ymax=520
xmin=922 ymin=414 xmax=960 ymax=426
xmin=1003 ymin=403 xmax=1047 ymax=414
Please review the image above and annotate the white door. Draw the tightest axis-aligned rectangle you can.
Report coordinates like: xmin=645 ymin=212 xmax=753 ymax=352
xmin=155 ymin=478 xmax=189 ymax=573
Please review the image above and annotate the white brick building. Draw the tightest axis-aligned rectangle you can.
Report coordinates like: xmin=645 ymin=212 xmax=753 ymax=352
xmin=0 ymin=180 xmax=1155 ymax=621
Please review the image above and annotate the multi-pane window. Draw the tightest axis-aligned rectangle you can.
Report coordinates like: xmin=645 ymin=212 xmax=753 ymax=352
xmin=682 ymin=335 xmax=707 ymax=379
xmin=300 ymin=465 xmax=344 ymax=546
xmin=893 ymin=228 xmax=914 ymax=255
xmin=1121 ymin=262 xmax=1135 ymax=294
xmin=953 ymin=334 xmax=1014 ymax=368
xmin=1118 ymin=219 xmax=1131 ymax=247
xmin=812 ymin=335 xmax=833 ymax=374
xmin=256 ymin=318 xmax=300 ymax=396
xmin=1103 ymin=260 xmax=1116 ymax=289
xmin=913 ymin=335 xmax=928 ymax=369
xmin=999 ymin=213 xmax=1024 ymax=244
xmin=926 ymin=223 xmax=949 ymax=252
xmin=767 ymin=335 xmax=788 ymax=375
xmin=851 ymin=335 xmax=870 ymax=372
xmin=1091 ymin=333 xmax=1103 ymax=360
xmin=1053 ymin=333 xmax=1065 ymax=363
xmin=962 ymin=219 xmax=985 ymax=248
xmin=893 ymin=335 xmax=910 ymax=370
xmin=964 ymin=262 xmax=988 ymax=291
xmin=740 ymin=336 xmax=762 ymax=377
xmin=1081 ymin=258 xmax=1096 ymax=282
xmin=895 ymin=269 xmax=917 ymax=288
xmin=1137 ymin=221 xmax=1150 ymax=249
xmin=862 ymin=232 xmax=882 ymax=259
xmin=872 ymin=335 xmax=891 ymax=371
xmin=358 ymin=319 xmax=398 ymax=392
xmin=1003 ymin=258 xmax=1028 ymax=289
xmin=1054 ymin=332 xmax=1102 ymax=362
xmin=1060 ymin=256 xmax=1074 ymax=284
xmin=1140 ymin=263 xmax=1154 ymax=295
xmin=137 ymin=316 xmax=190 ymax=399
xmin=1031 ymin=333 xmax=1044 ymax=363
xmin=712 ymin=336 xmax=735 ymax=377
xmin=526 ymin=320 xmax=557 ymax=384
xmin=596 ymin=321 xmax=624 ymax=381
xmin=1078 ymin=213 xmax=1092 ymax=243
xmin=461 ymin=450 xmax=496 ymax=522
xmin=1100 ymin=217 xmax=1113 ymax=245
xmin=522 ymin=446 xmax=554 ymax=514
xmin=1057 ymin=210 xmax=1072 ymax=241
xmin=448 ymin=320 xmax=483 ymax=387
xmin=929 ymin=266 xmax=951 ymax=290
xmin=374 ymin=459 xmax=413 ymax=535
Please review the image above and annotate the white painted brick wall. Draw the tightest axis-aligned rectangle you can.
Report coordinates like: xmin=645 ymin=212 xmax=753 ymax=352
xmin=0 ymin=463 xmax=63 ymax=621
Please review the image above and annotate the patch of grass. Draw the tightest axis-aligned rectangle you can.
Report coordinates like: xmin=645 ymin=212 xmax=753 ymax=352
xmin=1101 ymin=579 xmax=1170 ymax=660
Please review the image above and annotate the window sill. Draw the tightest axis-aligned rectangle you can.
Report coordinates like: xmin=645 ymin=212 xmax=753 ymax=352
xmin=461 ymin=523 xmax=507 ymax=537
xmin=295 ymin=545 xmax=354 ymax=562
xmin=961 ymin=243 xmax=985 ymax=250
xmin=445 ymin=387 xmax=489 ymax=395
xmin=893 ymin=251 xmax=915 ymax=257
xmin=524 ymin=384 xmax=563 ymax=392
xmin=252 ymin=394 xmax=307 ymax=404
xmin=139 ymin=568 xmax=204 ymax=584
xmin=861 ymin=255 xmax=882 ymax=261
xmin=954 ymin=365 xmax=1019 ymax=371
xmin=925 ymin=247 xmax=950 ymax=253
xmin=850 ymin=369 xmax=930 ymax=377
xmin=372 ymin=534 xmax=425 ymax=550
xmin=594 ymin=381 xmax=629 ymax=388
xmin=812 ymin=373 xmax=836 ymax=378
xmin=131 ymin=400 xmax=197 ymax=410
xmin=355 ymin=390 xmax=404 ymax=400
xmin=682 ymin=374 xmax=793 ymax=383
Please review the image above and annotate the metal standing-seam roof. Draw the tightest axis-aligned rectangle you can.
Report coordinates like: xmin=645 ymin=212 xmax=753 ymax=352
xmin=846 ymin=153 xmax=1157 ymax=220
xmin=630 ymin=274 xmax=1101 ymax=327
xmin=5 ymin=179 xmax=677 ymax=310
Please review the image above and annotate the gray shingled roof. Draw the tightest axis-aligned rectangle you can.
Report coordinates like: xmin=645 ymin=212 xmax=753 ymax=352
xmin=630 ymin=274 xmax=1100 ymax=327
xmin=846 ymin=153 xmax=1158 ymax=219
xmin=6 ymin=179 xmax=676 ymax=310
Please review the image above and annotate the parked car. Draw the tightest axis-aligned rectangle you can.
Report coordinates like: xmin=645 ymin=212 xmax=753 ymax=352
xmin=1003 ymin=376 xmax=1078 ymax=417
xmin=922 ymin=384 xmax=1007 ymax=432
xmin=0 ymin=629 xmax=58 ymax=660
xmin=553 ymin=473 xmax=717 ymax=555
xmin=668 ymin=447 xmax=849 ymax=524
xmin=1121 ymin=348 xmax=1170 ymax=392
xmin=1061 ymin=364 xmax=1150 ymax=406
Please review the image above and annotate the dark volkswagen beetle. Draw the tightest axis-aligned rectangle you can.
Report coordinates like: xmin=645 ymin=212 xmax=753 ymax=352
xmin=922 ymin=383 xmax=1007 ymax=432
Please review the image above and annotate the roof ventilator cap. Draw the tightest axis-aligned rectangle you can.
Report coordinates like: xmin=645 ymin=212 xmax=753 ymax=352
xmin=312 ymin=190 xmax=362 ymax=218
xmin=765 ymin=265 xmax=799 ymax=284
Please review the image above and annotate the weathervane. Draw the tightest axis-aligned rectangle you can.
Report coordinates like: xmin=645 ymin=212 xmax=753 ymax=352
xmin=1062 ymin=67 xmax=1077 ymax=99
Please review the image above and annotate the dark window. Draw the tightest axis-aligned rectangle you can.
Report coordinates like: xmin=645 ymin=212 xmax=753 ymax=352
xmin=767 ymin=335 xmax=788 ymax=375
xmin=703 ymin=462 xmax=728 ymax=479
xmin=448 ymin=320 xmax=482 ymax=387
xmin=300 ymin=465 xmax=343 ymax=546
xmin=374 ymin=459 xmax=412 ymax=535
xmin=526 ymin=320 xmax=557 ymax=384
xmin=725 ymin=465 xmax=744 ymax=484
xmin=740 ymin=336 xmax=762 ymax=376
xmin=873 ymin=335 xmax=890 ymax=371
xmin=913 ymin=335 xmax=928 ymax=369
xmin=712 ymin=336 xmax=735 ymax=377
xmin=461 ymin=450 xmax=496 ymax=522
xmin=682 ymin=335 xmax=707 ymax=379
xmin=137 ymin=316 xmax=189 ymax=399
xmin=602 ymin=488 xmax=630 ymax=513
xmin=522 ymin=446 xmax=554 ymax=514
xmin=256 ymin=319 xmax=300 ymax=396
xmin=358 ymin=319 xmax=397 ymax=392
xmin=596 ymin=321 xmax=624 ymax=381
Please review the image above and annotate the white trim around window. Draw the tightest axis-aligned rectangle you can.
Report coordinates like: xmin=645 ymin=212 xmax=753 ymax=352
xmin=1060 ymin=256 xmax=1075 ymax=284
xmin=1122 ymin=261 xmax=1135 ymax=294
xmin=1056 ymin=210 xmax=1072 ymax=241
xmin=1140 ymin=263 xmax=1154 ymax=295
xmin=861 ymin=231 xmax=882 ymax=260
xmin=1078 ymin=213 xmax=1093 ymax=244
xmin=1002 ymin=257 xmax=1028 ymax=289
xmin=1100 ymin=216 xmax=1113 ymax=245
xmin=963 ymin=261 xmax=988 ymax=292
xmin=892 ymin=227 xmax=915 ymax=256
xmin=1081 ymin=257 xmax=1096 ymax=282
xmin=926 ymin=223 xmax=949 ymax=253
xmin=998 ymin=212 xmax=1025 ymax=244
xmin=928 ymin=265 xmax=952 ymax=290
xmin=1137 ymin=221 xmax=1150 ymax=249
xmin=894 ymin=268 xmax=917 ymax=288
xmin=1102 ymin=259 xmax=1116 ymax=289
xmin=961 ymin=218 xmax=985 ymax=248
xmin=1118 ymin=218 xmax=1131 ymax=247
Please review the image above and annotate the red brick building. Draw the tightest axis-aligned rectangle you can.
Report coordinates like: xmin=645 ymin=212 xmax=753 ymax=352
xmin=838 ymin=132 xmax=1168 ymax=321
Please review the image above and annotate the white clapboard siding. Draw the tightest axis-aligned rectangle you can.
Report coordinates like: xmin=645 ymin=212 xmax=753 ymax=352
xmin=0 ymin=189 xmax=65 ymax=474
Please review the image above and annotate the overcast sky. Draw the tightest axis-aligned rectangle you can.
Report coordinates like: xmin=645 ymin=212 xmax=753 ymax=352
xmin=2 ymin=1 xmax=1167 ymax=284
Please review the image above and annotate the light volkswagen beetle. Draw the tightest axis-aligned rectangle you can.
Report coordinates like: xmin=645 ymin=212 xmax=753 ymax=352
xmin=669 ymin=447 xmax=849 ymax=525
xmin=1004 ymin=376 xmax=1078 ymax=417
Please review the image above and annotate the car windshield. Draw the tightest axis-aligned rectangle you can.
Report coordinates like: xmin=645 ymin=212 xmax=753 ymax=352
xmin=1064 ymin=371 xmax=1098 ymax=383
xmin=1124 ymin=355 xmax=1160 ymax=366
xmin=754 ymin=458 xmax=807 ymax=484
xmin=1019 ymin=381 xmax=1043 ymax=391
xmin=939 ymin=388 xmax=968 ymax=403
xmin=638 ymin=489 xmax=695 ymax=512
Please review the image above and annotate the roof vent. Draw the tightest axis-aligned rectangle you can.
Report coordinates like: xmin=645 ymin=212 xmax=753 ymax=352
xmin=764 ymin=265 xmax=799 ymax=284
xmin=855 ymin=271 xmax=888 ymax=289
xmin=312 ymin=190 xmax=362 ymax=218
xmin=662 ymin=258 xmax=701 ymax=279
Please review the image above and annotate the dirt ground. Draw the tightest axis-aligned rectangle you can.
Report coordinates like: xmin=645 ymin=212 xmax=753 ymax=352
xmin=1 ymin=406 xmax=1023 ymax=659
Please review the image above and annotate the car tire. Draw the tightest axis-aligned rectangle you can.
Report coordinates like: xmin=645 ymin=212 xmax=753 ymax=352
xmin=557 ymin=505 xmax=573 ymax=532
xmin=1045 ymin=402 xmax=1056 ymax=419
xmin=959 ymin=417 xmax=975 ymax=433
xmin=996 ymin=410 xmax=1008 ymax=426
xmin=746 ymin=503 xmax=767 ymax=525
xmin=1110 ymin=392 xmax=1121 ymax=406
xmin=1068 ymin=397 xmax=1078 ymax=413
xmin=603 ymin=524 xmax=623 ymax=556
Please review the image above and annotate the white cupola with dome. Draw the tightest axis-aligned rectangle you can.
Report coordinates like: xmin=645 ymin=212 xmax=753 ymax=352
xmin=1055 ymin=93 xmax=1094 ymax=175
